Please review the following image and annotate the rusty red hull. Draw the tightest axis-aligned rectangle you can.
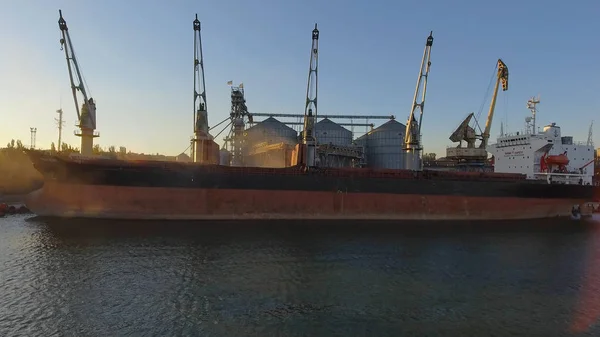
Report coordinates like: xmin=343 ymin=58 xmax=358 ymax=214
xmin=25 ymin=181 xmax=589 ymax=220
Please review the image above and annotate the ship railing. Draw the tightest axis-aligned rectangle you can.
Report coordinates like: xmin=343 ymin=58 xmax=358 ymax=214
xmin=534 ymin=172 xmax=590 ymax=177
xmin=499 ymin=131 xmax=532 ymax=138
xmin=488 ymin=138 xmax=532 ymax=148
xmin=533 ymin=172 xmax=592 ymax=185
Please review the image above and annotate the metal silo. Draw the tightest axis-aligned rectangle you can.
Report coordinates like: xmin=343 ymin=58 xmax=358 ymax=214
xmin=244 ymin=117 xmax=298 ymax=168
xmin=315 ymin=118 xmax=353 ymax=146
xmin=245 ymin=117 xmax=298 ymax=146
xmin=355 ymin=119 xmax=406 ymax=169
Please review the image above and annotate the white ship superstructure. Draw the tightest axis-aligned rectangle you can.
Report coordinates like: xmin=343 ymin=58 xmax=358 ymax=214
xmin=487 ymin=97 xmax=594 ymax=185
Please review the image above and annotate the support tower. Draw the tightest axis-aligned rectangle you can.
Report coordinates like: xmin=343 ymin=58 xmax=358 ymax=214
xmin=227 ymin=83 xmax=250 ymax=166
xmin=302 ymin=24 xmax=319 ymax=167
xmin=403 ymin=32 xmax=433 ymax=171
xmin=191 ymin=14 xmax=213 ymax=163
xmin=30 ymin=127 xmax=37 ymax=150
xmin=58 ymin=10 xmax=99 ymax=156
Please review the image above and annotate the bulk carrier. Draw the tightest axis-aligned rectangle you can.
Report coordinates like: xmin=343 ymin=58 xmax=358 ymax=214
xmin=22 ymin=11 xmax=596 ymax=220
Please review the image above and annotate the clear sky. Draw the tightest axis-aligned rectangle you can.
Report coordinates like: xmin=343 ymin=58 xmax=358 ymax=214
xmin=1 ymin=0 xmax=598 ymax=157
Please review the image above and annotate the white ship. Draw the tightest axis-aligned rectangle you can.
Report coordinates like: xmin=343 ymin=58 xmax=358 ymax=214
xmin=487 ymin=97 xmax=595 ymax=185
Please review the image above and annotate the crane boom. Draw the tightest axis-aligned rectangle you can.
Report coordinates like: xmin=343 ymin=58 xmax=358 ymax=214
xmin=193 ymin=14 xmax=208 ymax=137
xmin=302 ymin=24 xmax=319 ymax=167
xmin=191 ymin=13 xmax=213 ymax=163
xmin=481 ymin=59 xmax=508 ymax=149
xmin=403 ymin=32 xmax=433 ymax=171
xmin=58 ymin=9 xmax=98 ymax=156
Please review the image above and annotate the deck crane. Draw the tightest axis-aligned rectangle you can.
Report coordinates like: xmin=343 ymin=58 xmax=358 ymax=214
xmin=191 ymin=13 xmax=214 ymax=163
xmin=301 ymin=24 xmax=319 ymax=168
xmin=404 ymin=32 xmax=433 ymax=171
xmin=446 ymin=59 xmax=509 ymax=169
xmin=58 ymin=10 xmax=99 ymax=156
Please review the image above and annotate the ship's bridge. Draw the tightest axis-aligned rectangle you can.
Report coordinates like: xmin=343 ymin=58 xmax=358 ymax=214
xmin=542 ymin=123 xmax=561 ymax=140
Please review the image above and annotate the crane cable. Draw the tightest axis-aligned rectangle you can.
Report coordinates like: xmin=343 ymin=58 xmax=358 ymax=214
xmin=503 ymin=89 xmax=509 ymax=133
xmin=474 ymin=63 xmax=499 ymax=135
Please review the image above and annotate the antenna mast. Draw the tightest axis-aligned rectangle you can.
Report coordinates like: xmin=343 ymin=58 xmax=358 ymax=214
xmin=302 ymin=23 xmax=319 ymax=167
xmin=55 ymin=108 xmax=65 ymax=150
xmin=191 ymin=13 xmax=212 ymax=163
xmin=526 ymin=95 xmax=540 ymax=134
xmin=29 ymin=127 xmax=37 ymax=150
xmin=587 ymin=120 xmax=594 ymax=148
xmin=403 ymin=32 xmax=433 ymax=171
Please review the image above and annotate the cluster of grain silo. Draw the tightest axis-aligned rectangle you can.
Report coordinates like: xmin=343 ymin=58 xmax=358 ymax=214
xmin=355 ymin=119 xmax=406 ymax=169
xmin=243 ymin=117 xmax=298 ymax=168
xmin=239 ymin=116 xmax=406 ymax=169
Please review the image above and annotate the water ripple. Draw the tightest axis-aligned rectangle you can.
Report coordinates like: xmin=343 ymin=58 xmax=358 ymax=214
xmin=1 ymin=216 xmax=600 ymax=336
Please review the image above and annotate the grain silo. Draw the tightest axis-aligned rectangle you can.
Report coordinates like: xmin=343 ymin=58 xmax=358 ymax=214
xmin=244 ymin=117 xmax=298 ymax=167
xmin=245 ymin=117 xmax=298 ymax=146
xmin=314 ymin=118 xmax=353 ymax=146
xmin=313 ymin=118 xmax=364 ymax=168
xmin=355 ymin=119 xmax=406 ymax=169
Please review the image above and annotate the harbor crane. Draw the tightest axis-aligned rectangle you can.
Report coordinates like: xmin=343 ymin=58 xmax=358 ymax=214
xmin=58 ymin=10 xmax=99 ymax=156
xmin=190 ymin=13 xmax=215 ymax=163
xmin=404 ymin=32 xmax=434 ymax=171
xmin=446 ymin=59 xmax=509 ymax=169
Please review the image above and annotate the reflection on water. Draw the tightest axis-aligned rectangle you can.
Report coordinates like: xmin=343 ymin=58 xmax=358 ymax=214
xmin=1 ymin=215 xmax=600 ymax=336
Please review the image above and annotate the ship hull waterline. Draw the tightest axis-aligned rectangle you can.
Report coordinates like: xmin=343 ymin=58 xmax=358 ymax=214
xmin=24 ymin=181 xmax=590 ymax=221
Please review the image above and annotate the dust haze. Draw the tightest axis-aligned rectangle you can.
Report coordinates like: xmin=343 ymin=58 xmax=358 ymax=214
xmin=0 ymin=148 xmax=43 ymax=199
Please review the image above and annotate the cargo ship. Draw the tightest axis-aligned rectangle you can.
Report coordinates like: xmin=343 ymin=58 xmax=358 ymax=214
xmin=22 ymin=150 xmax=595 ymax=220
xmin=22 ymin=11 xmax=595 ymax=221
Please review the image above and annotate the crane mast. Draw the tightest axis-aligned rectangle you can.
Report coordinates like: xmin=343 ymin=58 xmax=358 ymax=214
xmin=58 ymin=9 xmax=98 ymax=156
xmin=191 ymin=13 xmax=212 ymax=163
xmin=302 ymin=24 xmax=319 ymax=167
xmin=404 ymin=32 xmax=433 ymax=171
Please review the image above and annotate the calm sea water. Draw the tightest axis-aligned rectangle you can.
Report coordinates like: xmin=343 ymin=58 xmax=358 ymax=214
xmin=2 ymin=215 xmax=600 ymax=336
